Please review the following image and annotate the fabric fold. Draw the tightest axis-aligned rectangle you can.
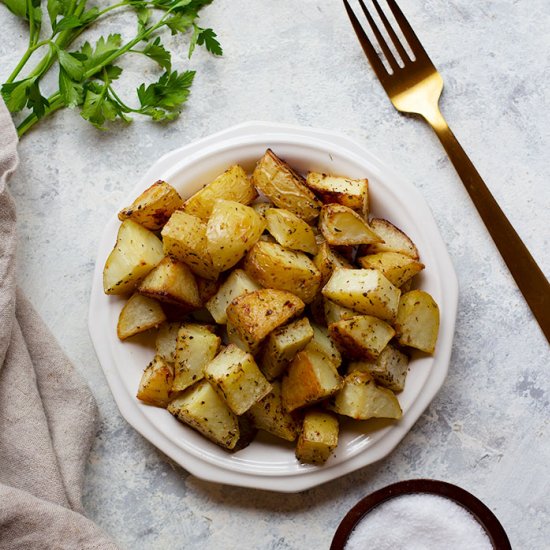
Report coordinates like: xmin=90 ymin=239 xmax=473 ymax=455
xmin=0 ymin=99 xmax=118 ymax=548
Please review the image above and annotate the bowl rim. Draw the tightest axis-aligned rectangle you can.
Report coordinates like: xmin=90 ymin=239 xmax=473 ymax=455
xmin=88 ymin=121 xmax=459 ymax=492
xmin=330 ymin=479 xmax=512 ymax=549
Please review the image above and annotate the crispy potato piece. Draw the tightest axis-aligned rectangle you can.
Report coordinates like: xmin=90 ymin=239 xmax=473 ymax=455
xmin=251 ymin=201 xmax=273 ymax=219
xmin=137 ymin=355 xmax=174 ymax=407
xmin=155 ymin=322 xmax=182 ymax=363
xmin=204 ymin=344 xmax=272 ymax=415
xmin=161 ymin=210 xmax=217 ymax=280
xmin=182 ymin=165 xmax=258 ymax=220
xmin=323 ymin=299 xmax=358 ymax=326
xmin=265 ymin=208 xmax=318 ymax=255
xmin=168 ymin=380 xmax=239 ymax=450
xmin=304 ymin=323 xmax=342 ymax=368
xmin=138 ymin=256 xmax=201 ymax=310
xmin=196 ymin=276 xmax=220 ymax=304
xmin=225 ymin=319 xmax=251 ymax=352
xmin=327 ymin=371 xmax=402 ymax=420
xmin=361 ymin=218 xmax=419 ymax=259
xmin=319 ymin=204 xmax=382 ymax=246
xmin=394 ymin=290 xmax=440 ymax=353
xmin=244 ymin=241 xmax=321 ymax=303
xmin=348 ymin=344 xmax=409 ymax=392
xmin=252 ymin=149 xmax=322 ymax=222
xmin=357 ymin=251 xmax=424 ymax=287
xmin=103 ymin=219 xmax=164 ymax=295
xmin=295 ymin=410 xmax=339 ymax=465
xmin=313 ymin=242 xmax=353 ymax=287
xmin=206 ymin=269 xmax=261 ymax=324
xmin=400 ymin=277 xmax=414 ymax=293
xmin=329 ymin=315 xmax=395 ymax=360
xmin=118 ymin=180 xmax=183 ymax=230
xmin=306 ymin=172 xmax=369 ymax=217
xmin=117 ymin=293 xmax=166 ymax=340
xmin=259 ymin=317 xmax=313 ymax=380
xmin=206 ymin=200 xmax=265 ymax=272
xmin=247 ymin=381 xmax=300 ymax=442
xmin=282 ymin=348 xmax=342 ymax=412
xmin=226 ymin=289 xmax=305 ymax=355
xmin=322 ymin=267 xmax=401 ymax=322
xmin=172 ymin=324 xmax=221 ymax=392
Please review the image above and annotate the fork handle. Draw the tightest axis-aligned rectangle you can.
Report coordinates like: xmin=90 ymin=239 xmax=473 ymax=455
xmin=424 ymin=107 xmax=550 ymax=344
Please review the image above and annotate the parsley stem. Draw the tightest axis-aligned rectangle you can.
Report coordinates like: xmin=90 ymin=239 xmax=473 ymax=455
xmin=5 ymin=40 xmax=51 ymax=83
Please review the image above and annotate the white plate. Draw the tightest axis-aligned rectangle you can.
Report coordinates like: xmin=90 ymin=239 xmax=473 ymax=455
xmin=89 ymin=122 xmax=458 ymax=492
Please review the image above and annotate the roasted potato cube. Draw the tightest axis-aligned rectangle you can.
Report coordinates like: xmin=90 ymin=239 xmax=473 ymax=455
xmin=304 ymin=323 xmax=342 ymax=368
xmin=322 ymin=267 xmax=401 ymax=322
xmin=323 ymin=299 xmax=358 ymax=326
xmin=117 ymin=293 xmax=166 ymax=340
xmin=225 ymin=319 xmax=251 ymax=352
xmin=155 ymin=322 xmax=182 ymax=363
xmin=306 ymin=172 xmax=369 ymax=217
xmin=313 ymin=242 xmax=353 ymax=287
xmin=327 ymin=371 xmax=402 ymax=420
xmin=259 ymin=317 xmax=314 ymax=380
xmin=137 ymin=355 xmax=174 ymax=407
xmin=247 ymin=381 xmax=300 ymax=442
xmin=173 ymin=324 xmax=221 ymax=392
xmin=282 ymin=348 xmax=342 ymax=412
xmin=295 ymin=410 xmax=339 ymax=465
xmin=206 ymin=199 xmax=265 ymax=272
xmin=138 ymin=256 xmax=201 ymax=310
xmin=206 ymin=269 xmax=261 ymax=324
xmin=252 ymin=149 xmax=322 ymax=222
xmin=244 ymin=241 xmax=321 ymax=303
xmin=251 ymin=201 xmax=273 ymax=218
xmin=361 ymin=218 xmax=419 ymax=259
xmin=118 ymin=180 xmax=183 ymax=230
xmin=357 ymin=251 xmax=424 ymax=287
xmin=103 ymin=219 xmax=164 ymax=295
xmin=348 ymin=344 xmax=409 ymax=392
xmin=204 ymin=344 xmax=272 ymax=415
xmin=168 ymin=380 xmax=240 ymax=450
xmin=182 ymin=164 xmax=258 ymax=220
xmin=161 ymin=210 xmax=217 ymax=280
xmin=226 ymin=289 xmax=305 ymax=355
xmin=394 ymin=290 xmax=440 ymax=353
xmin=329 ymin=315 xmax=395 ymax=360
xmin=195 ymin=276 xmax=220 ymax=305
xmin=319 ymin=204 xmax=382 ymax=246
xmin=265 ymin=208 xmax=318 ymax=255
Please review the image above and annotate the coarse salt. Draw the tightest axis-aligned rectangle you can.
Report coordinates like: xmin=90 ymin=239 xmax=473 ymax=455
xmin=345 ymin=493 xmax=492 ymax=550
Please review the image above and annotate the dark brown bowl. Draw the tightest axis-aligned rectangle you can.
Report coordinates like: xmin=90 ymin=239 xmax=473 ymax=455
xmin=330 ymin=479 xmax=511 ymax=550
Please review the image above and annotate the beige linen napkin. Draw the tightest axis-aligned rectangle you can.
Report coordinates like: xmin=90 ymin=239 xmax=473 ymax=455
xmin=0 ymin=100 xmax=118 ymax=549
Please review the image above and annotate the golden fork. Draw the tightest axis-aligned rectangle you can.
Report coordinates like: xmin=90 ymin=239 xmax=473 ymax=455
xmin=343 ymin=0 xmax=550 ymax=344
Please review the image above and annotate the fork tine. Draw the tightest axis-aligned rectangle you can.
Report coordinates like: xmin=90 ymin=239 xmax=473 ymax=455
xmin=384 ymin=0 xmax=429 ymax=61
xmin=356 ymin=0 xmax=400 ymax=73
xmin=343 ymin=0 xmax=391 ymax=81
xmin=371 ymin=0 xmax=410 ymax=62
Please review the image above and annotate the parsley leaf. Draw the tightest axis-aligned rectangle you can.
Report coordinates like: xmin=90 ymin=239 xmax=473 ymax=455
xmin=1 ymin=0 xmax=27 ymax=19
xmin=56 ymin=47 xmax=85 ymax=81
xmin=1 ymin=78 xmax=34 ymax=112
xmin=189 ymin=25 xmax=222 ymax=58
xmin=59 ymin=68 xmax=84 ymax=107
xmin=79 ymin=34 xmax=122 ymax=71
xmin=137 ymin=70 xmax=195 ymax=119
xmin=140 ymin=37 xmax=172 ymax=71
xmin=26 ymin=80 xmax=50 ymax=118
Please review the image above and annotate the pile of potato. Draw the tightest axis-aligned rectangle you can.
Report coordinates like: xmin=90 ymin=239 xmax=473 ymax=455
xmin=103 ymin=149 xmax=440 ymax=465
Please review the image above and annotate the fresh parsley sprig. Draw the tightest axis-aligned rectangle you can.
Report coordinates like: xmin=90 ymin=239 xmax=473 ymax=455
xmin=1 ymin=0 xmax=222 ymax=136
